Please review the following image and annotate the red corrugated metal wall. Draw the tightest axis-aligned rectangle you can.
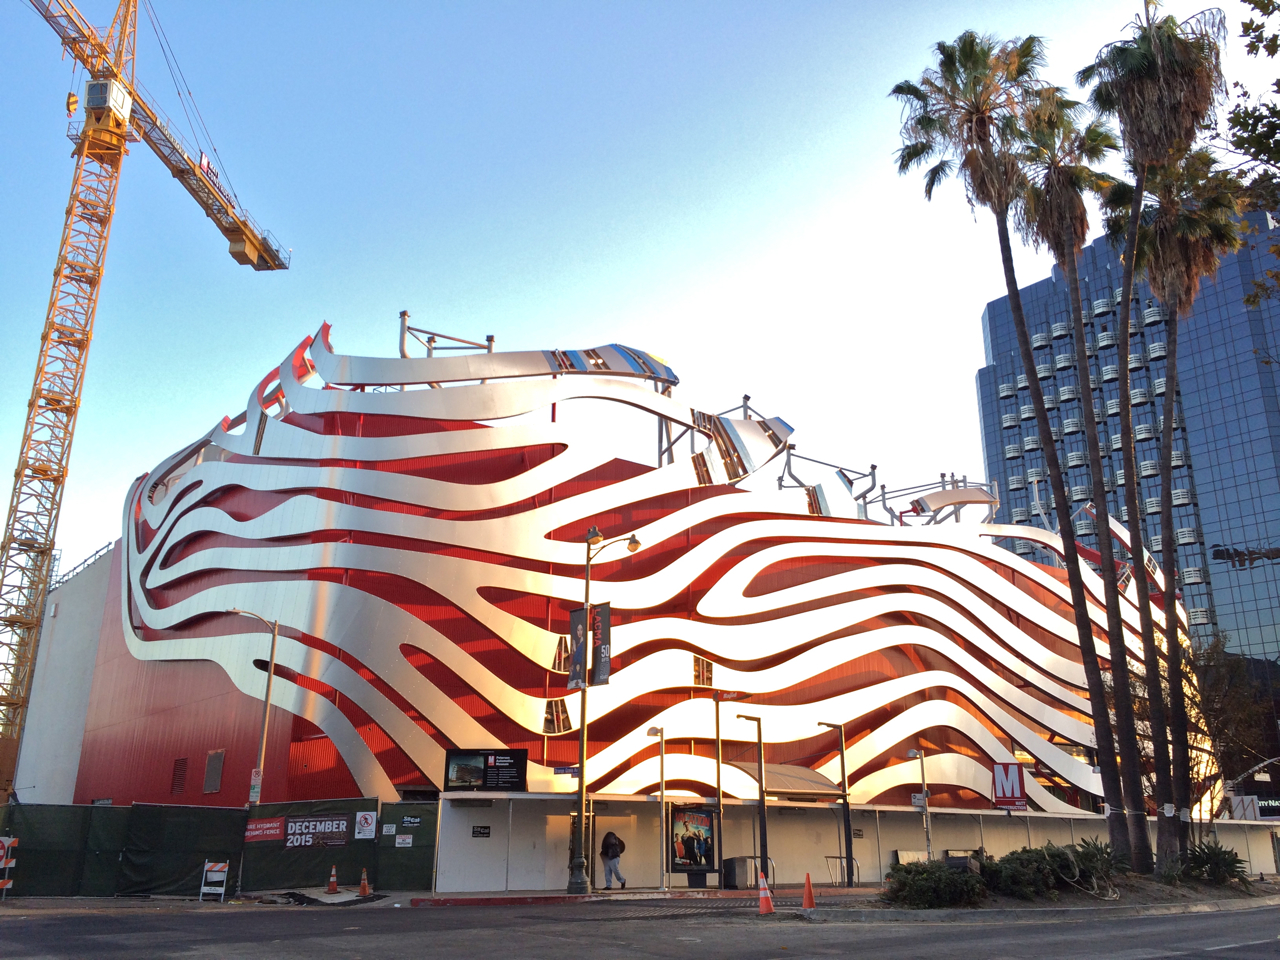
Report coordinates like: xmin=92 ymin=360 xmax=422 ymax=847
xmin=72 ymin=544 xmax=358 ymax=805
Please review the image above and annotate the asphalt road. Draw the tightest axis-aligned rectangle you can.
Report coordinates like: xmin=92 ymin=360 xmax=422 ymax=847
xmin=2 ymin=899 xmax=1280 ymax=960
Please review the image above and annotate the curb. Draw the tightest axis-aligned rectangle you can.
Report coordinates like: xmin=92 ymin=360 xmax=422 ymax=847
xmin=411 ymin=888 xmax=875 ymax=908
xmin=800 ymin=891 xmax=1280 ymax=924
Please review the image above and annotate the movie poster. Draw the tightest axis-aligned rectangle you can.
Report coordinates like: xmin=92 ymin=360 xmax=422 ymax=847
xmin=670 ymin=806 xmax=716 ymax=873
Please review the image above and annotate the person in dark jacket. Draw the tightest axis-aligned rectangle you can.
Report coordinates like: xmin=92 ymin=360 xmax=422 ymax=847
xmin=600 ymin=831 xmax=626 ymax=890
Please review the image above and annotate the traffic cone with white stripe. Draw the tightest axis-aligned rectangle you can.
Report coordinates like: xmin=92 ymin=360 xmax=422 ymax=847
xmin=326 ymin=865 xmax=338 ymax=894
xmin=757 ymin=870 xmax=775 ymax=915
xmin=359 ymin=868 xmax=370 ymax=897
xmin=802 ymin=872 xmax=816 ymax=909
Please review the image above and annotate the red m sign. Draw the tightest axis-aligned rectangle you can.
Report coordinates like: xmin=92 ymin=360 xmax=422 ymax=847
xmin=992 ymin=762 xmax=1027 ymax=811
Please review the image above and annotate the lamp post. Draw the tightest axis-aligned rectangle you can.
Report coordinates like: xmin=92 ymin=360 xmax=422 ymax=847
xmin=907 ymin=748 xmax=933 ymax=861
xmin=567 ymin=526 xmax=640 ymax=895
xmin=647 ymin=726 xmax=666 ymax=891
xmin=227 ymin=608 xmax=280 ymax=804
xmin=738 ymin=714 xmax=769 ymax=885
xmin=820 ymin=721 xmax=854 ymax=887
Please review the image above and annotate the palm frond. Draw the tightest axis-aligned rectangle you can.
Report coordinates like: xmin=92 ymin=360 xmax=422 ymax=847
xmin=923 ymin=159 xmax=954 ymax=200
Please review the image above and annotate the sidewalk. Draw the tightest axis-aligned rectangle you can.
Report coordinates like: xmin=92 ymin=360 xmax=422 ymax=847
xmin=411 ymin=884 xmax=882 ymax=907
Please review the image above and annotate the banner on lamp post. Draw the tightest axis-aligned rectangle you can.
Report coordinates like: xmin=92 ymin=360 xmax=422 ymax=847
xmin=589 ymin=603 xmax=611 ymax=686
xmin=567 ymin=608 xmax=587 ymax=690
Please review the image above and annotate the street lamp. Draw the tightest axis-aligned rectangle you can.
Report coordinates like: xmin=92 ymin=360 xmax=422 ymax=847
xmin=647 ymin=726 xmax=666 ymax=891
xmin=738 ymin=714 xmax=770 ymax=885
xmin=819 ymin=721 xmax=854 ymax=887
xmin=567 ymin=525 xmax=641 ymax=895
xmin=227 ymin=608 xmax=280 ymax=805
xmin=907 ymin=748 xmax=934 ymax=861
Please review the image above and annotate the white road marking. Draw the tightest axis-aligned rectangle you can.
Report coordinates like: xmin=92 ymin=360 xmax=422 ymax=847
xmin=1204 ymin=937 xmax=1279 ymax=951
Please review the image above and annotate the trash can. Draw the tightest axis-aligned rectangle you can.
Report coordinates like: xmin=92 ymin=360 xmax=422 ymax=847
xmin=723 ymin=856 xmax=756 ymax=890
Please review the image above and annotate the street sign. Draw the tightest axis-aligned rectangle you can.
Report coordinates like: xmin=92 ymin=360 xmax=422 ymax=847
xmin=554 ymin=766 xmax=581 ymax=778
xmin=992 ymin=762 xmax=1027 ymax=811
xmin=248 ymin=767 xmax=263 ymax=804
xmin=911 ymin=792 xmax=927 ymax=809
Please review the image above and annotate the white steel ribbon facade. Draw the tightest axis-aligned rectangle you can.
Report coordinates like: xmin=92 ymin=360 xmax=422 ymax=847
xmin=118 ymin=326 xmax=1193 ymax=811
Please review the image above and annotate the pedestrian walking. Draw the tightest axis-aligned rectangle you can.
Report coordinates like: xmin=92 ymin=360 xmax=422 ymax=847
xmin=600 ymin=830 xmax=626 ymax=890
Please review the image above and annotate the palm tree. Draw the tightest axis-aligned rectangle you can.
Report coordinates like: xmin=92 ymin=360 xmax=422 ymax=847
xmin=1078 ymin=3 xmax=1226 ymax=873
xmin=1018 ymin=90 xmax=1140 ymax=865
xmin=1106 ymin=151 xmax=1241 ymax=859
xmin=892 ymin=33 xmax=1133 ymax=863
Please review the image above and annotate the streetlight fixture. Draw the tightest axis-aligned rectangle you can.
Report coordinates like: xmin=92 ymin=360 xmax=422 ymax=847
xmin=647 ymin=726 xmax=666 ymax=891
xmin=907 ymin=748 xmax=934 ymax=861
xmin=227 ymin=608 xmax=280 ymax=805
xmin=567 ymin=525 xmax=641 ymax=895
xmin=819 ymin=721 xmax=854 ymax=887
xmin=738 ymin=714 xmax=769 ymax=885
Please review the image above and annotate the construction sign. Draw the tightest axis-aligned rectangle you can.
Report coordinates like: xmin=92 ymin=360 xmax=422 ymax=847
xmin=992 ymin=762 xmax=1027 ymax=811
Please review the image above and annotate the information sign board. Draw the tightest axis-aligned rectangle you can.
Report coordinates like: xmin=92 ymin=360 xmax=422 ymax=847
xmin=443 ymin=748 xmax=529 ymax=792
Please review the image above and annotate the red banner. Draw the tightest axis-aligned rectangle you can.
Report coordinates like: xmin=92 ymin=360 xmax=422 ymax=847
xmin=244 ymin=817 xmax=285 ymax=842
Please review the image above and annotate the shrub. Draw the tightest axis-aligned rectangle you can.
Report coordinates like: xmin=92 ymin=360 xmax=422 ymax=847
xmin=883 ymin=859 xmax=985 ymax=909
xmin=1073 ymin=836 xmax=1121 ymax=885
xmin=982 ymin=847 xmax=1057 ymax=900
xmin=1184 ymin=839 xmax=1250 ymax=886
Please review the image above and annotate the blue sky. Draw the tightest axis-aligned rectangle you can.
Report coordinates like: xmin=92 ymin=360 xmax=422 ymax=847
xmin=2 ymin=1 xmax=1272 ymax=567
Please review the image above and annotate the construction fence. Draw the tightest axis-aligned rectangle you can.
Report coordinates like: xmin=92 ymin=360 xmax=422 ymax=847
xmin=0 ymin=798 xmax=437 ymax=898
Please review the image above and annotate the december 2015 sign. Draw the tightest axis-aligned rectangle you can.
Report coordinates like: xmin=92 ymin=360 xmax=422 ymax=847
xmin=443 ymin=749 xmax=529 ymax=792
xmin=992 ymin=762 xmax=1027 ymax=811
xmin=285 ymin=815 xmax=351 ymax=847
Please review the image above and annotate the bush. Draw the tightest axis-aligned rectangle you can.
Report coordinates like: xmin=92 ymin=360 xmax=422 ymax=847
xmin=1072 ymin=836 xmax=1121 ymax=885
xmin=883 ymin=859 xmax=985 ymax=909
xmin=982 ymin=847 xmax=1058 ymax=900
xmin=1184 ymin=839 xmax=1251 ymax=886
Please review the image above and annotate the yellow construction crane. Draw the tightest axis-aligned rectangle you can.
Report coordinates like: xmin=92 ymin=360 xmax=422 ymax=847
xmin=0 ymin=0 xmax=288 ymax=797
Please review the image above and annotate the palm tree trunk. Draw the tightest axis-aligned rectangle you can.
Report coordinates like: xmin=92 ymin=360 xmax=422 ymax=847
xmin=1159 ymin=299 xmax=1193 ymax=856
xmin=1062 ymin=228 xmax=1133 ymax=864
xmin=995 ymin=208 xmax=1113 ymax=828
xmin=1115 ymin=162 xmax=1158 ymax=873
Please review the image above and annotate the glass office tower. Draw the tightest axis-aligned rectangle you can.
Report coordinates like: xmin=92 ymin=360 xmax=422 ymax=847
xmin=976 ymin=215 xmax=1280 ymax=662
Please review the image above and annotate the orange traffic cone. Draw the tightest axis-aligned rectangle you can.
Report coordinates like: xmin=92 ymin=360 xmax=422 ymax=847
xmin=757 ymin=870 xmax=775 ymax=915
xmin=802 ymin=872 xmax=816 ymax=909
xmin=359 ymin=868 xmax=370 ymax=897
xmin=326 ymin=865 xmax=338 ymax=895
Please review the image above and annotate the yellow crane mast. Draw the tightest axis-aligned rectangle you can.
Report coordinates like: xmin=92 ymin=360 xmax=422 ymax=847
xmin=0 ymin=0 xmax=288 ymax=797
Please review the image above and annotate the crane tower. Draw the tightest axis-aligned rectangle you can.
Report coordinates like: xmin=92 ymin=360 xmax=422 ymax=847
xmin=0 ymin=0 xmax=288 ymax=797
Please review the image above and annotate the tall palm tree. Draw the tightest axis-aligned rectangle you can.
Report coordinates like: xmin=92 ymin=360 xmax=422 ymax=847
xmin=892 ymin=33 xmax=1133 ymax=863
xmin=1106 ymin=151 xmax=1241 ymax=858
xmin=1078 ymin=3 xmax=1226 ymax=873
xmin=1018 ymin=91 xmax=1139 ymax=864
